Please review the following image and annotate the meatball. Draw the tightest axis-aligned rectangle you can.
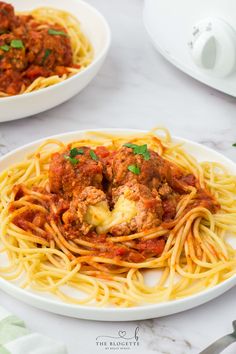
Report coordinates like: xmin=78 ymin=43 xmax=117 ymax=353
xmin=98 ymin=182 xmax=163 ymax=236
xmin=62 ymin=186 xmax=110 ymax=237
xmin=106 ymin=146 xmax=169 ymax=190
xmin=0 ymin=2 xmax=16 ymax=32
xmin=49 ymin=146 xmax=103 ymax=198
xmin=105 ymin=145 xmax=198 ymax=195
xmin=0 ymin=11 xmax=73 ymax=95
xmin=0 ymin=34 xmax=27 ymax=71
xmin=25 ymin=27 xmax=73 ymax=69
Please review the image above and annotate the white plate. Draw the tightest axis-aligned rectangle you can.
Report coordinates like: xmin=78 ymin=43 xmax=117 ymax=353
xmin=0 ymin=0 xmax=111 ymax=122
xmin=1 ymin=129 xmax=236 ymax=321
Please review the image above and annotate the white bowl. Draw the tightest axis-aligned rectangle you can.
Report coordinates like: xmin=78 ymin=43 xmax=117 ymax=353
xmin=0 ymin=0 xmax=111 ymax=122
xmin=1 ymin=128 xmax=236 ymax=321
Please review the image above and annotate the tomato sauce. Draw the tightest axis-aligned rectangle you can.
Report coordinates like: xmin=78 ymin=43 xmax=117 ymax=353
xmin=10 ymin=143 xmax=220 ymax=263
xmin=0 ymin=2 xmax=75 ymax=95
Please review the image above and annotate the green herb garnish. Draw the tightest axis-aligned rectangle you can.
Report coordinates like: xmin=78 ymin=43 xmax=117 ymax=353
xmin=0 ymin=44 xmax=10 ymax=52
xmin=64 ymin=148 xmax=84 ymax=165
xmin=69 ymin=147 xmax=84 ymax=158
xmin=90 ymin=150 xmax=98 ymax=161
xmin=123 ymin=143 xmax=150 ymax=160
xmin=48 ymin=29 xmax=68 ymax=37
xmin=69 ymin=157 xmax=79 ymax=165
xmin=123 ymin=143 xmax=137 ymax=149
xmin=10 ymin=39 xmax=24 ymax=49
xmin=127 ymin=164 xmax=141 ymax=175
xmin=232 ymin=143 xmax=236 ymax=147
xmin=64 ymin=155 xmax=79 ymax=165
xmin=42 ymin=49 xmax=52 ymax=64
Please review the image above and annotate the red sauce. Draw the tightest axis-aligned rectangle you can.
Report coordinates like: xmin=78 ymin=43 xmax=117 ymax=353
xmin=10 ymin=143 xmax=220 ymax=263
xmin=0 ymin=2 xmax=76 ymax=95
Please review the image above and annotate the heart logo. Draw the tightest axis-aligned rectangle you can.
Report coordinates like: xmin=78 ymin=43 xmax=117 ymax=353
xmin=118 ymin=330 xmax=126 ymax=338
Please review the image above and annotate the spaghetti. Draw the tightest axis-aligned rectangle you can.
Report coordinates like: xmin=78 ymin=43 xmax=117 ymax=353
xmin=0 ymin=2 xmax=93 ymax=96
xmin=0 ymin=128 xmax=236 ymax=307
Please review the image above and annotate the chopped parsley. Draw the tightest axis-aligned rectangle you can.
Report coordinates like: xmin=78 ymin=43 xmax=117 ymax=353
xmin=48 ymin=29 xmax=68 ymax=37
xmin=64 ymin=155 xmax=79 ymax=165
xmin=90 ymin=150 xmax=99 ymax=161
xmin=69 ymin=147 xmax=84 ymax=158
xmin=10 ymin=39 xmax=24 ymax=49
xmin=0 ymin=40 xmax=24 ymax=51
xmin=232 ymin=143 xmax=236 ymax=147
xmin=42 ymin=49 xmax=52 ymax=64
xmin=128 ymin=164 xmax=141 ymax=175
xmin=64 ymin=147 xmax=84 ymax=165
xmin=123 ymin=143 xmax=150 ymax=160
xmin=0 ymin=44 xmax=10 ymax=52
xmin=124 ymin=143 xmax=137 ymax=149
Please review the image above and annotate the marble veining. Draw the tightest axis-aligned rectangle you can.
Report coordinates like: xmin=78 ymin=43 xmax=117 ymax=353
xmin=1 ymin=0 xmax=236 ymax=353
xmin=0 ymin=131 xmax=9 ymax=155
xmin=138 ymin=320 xmax=199 ymax=353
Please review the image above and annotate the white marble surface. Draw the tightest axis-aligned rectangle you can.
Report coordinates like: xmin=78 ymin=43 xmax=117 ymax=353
xmin=1 ymin=0 xmax=236 ymax=353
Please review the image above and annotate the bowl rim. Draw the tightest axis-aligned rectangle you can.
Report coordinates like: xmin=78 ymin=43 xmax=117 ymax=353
xmin=1 ymin=128 xmax=236 ymax=320
xmin=0 ymin=0 xmax=111 ymax=102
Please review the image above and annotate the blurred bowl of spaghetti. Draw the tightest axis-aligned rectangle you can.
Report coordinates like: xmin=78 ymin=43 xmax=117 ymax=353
xmin=0 ymin=0 xmax=111 ymax=122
